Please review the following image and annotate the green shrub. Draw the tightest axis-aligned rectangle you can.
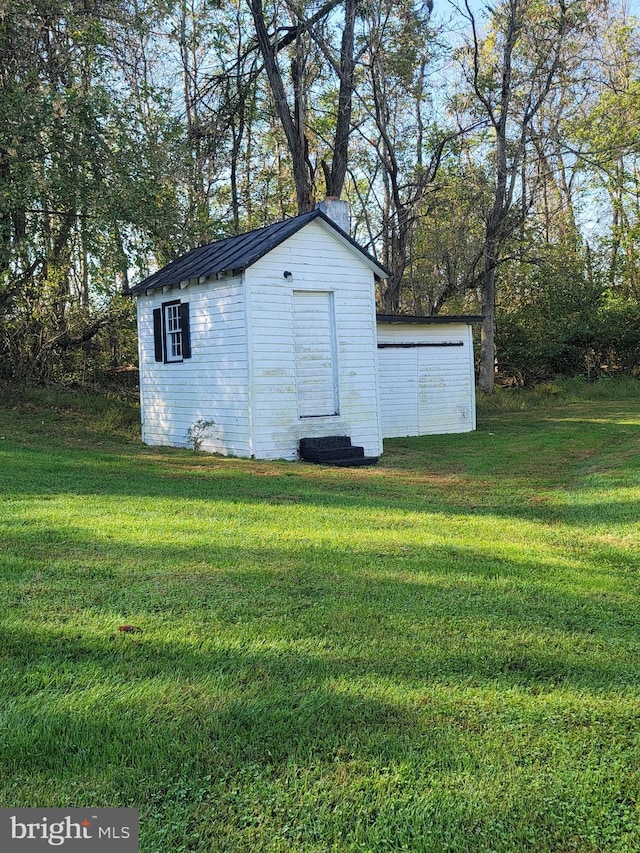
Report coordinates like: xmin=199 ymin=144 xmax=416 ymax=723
xmin=496 ymin=247 xmax=640 ymax=383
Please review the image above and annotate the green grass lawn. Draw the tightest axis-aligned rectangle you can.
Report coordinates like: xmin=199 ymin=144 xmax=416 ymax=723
xmin=1 ymin=381 xmax=639 ymax=852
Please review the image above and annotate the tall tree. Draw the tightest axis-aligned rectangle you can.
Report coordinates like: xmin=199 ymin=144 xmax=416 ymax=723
xmin=569 ymin=1 xmax=640 ymax=295
xmin=462 ymin=0 xmax=577 ymax=392
xmin=0 ymin=0 xmax=180 ymax=381
xmin=246 ymin=0 xmax=358 ymax=213
xmin=248 ymin=0 xmax=316 ymax=212
xmin=356 ymin=0 xmax=447 ymax=311
xmin=0 ymin=1 xmax=116 ymax=379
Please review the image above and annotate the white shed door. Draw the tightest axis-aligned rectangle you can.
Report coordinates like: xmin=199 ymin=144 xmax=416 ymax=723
xmin=293 ymin=290 xmax=339 ymax=418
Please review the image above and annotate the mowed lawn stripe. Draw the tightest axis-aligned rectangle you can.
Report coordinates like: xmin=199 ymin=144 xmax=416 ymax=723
xmin=0 ymin=382 xmax=639 ymax=851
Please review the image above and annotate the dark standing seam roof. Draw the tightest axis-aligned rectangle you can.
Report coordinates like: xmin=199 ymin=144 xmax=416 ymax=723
xmin=127 ymin=209 xmax=389 ymax=295
xmin=376 ymin=314 xmax=483 ymax=324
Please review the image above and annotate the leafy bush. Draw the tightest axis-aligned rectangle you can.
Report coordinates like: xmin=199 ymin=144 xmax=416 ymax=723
xmin=495 ymin=248 xmax=640 ymax=383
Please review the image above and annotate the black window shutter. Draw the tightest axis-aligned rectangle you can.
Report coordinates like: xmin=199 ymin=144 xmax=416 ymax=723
xmin=179 ymin=301 xmax=191 ymax=359
xmin=153 ymin=308 xmax=163 ymax=362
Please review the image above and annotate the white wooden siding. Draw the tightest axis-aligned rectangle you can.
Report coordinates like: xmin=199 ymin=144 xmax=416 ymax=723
xmin=377 ymin=322 xmax=476 ymax=438
xmin=246 ymin=219 xmax=382 ymax=460
xmin=137 ymin=277 xmax=251 ymax=456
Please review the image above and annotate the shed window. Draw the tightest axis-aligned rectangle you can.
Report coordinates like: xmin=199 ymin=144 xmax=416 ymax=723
xmin=153 ymin=300 xmax=191 ymax=363
xmin=165 ymin=303 xmax=183 ymax=361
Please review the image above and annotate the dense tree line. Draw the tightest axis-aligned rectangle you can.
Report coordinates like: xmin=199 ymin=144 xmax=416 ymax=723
xmin=1 ymin=0 xmax=638 ymax=389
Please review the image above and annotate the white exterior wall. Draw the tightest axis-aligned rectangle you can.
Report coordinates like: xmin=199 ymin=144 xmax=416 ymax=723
xmin=377 ymin=322 xmax=476 ymax=438
xmin=137 ymin=277 xmax=252 ymax=456
xmin=245 ymin=220 xmax=382 ymax=460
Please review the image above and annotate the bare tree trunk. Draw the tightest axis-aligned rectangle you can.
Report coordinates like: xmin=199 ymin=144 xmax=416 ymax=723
xmin=323 ymin=0 xmax=356 ymax=198
xmin=466 ymin=0 xmax=571 ymax=392
xmin=478 ymin=239 xmax=498 ymax=392
xmin=247 ymin=0 xmax=314 ymax=212
xmin=380 ymin=209 xmax=410 ymax=312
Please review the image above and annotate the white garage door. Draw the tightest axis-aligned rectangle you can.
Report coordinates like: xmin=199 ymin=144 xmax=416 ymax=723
xmin=378 ymin=342 xmax=472 ymax=437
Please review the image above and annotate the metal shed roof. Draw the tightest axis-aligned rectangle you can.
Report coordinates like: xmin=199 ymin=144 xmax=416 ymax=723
xmin=128 ymin=208 xmax=389 ymax=295
xmin=377 ymin=314 xmax=483 ymax=324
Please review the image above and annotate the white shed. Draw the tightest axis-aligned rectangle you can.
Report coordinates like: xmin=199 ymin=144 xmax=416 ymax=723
xmin=376 ymin=315 xmax=480 ymax=438
xmin=129 ymin=208 xmax=481 ymax=461
xmin=128 ymin=208 xmax=387 ymax=461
